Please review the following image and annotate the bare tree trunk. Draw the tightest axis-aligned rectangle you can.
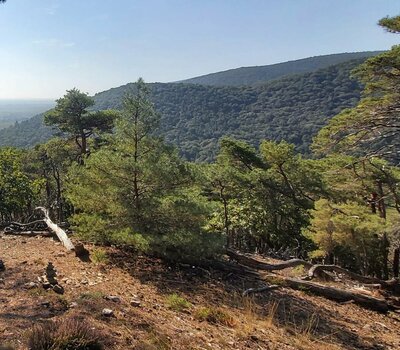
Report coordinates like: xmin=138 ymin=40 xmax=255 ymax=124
xmin=260 ymin=275 xmax=391 ymax=313
xmin=35 ymin=207 xmax=75 ymax=251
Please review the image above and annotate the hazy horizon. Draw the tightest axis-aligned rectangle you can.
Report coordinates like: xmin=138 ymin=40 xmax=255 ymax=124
xmin=0 ymin=0 xmax=398 ymax=99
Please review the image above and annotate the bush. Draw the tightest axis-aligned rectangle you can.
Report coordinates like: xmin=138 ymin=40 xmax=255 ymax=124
xmin=27 ymin=318 xmax=103 ymax=350
xmin=70 ymin=214 xmax=150 ymax=252
xmin=165 ymin=294 xmax=191 ymax=312
xmin=90 ymin=248 xmax=109 ymax=265
xmin=150 ymin=230 xmax=224 ymax=264
xmin=194 ymin=307 xmax=236 ymax=327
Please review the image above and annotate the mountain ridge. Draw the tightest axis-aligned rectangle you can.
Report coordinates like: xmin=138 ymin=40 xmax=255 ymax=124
xmin=177 ymin=51 xmax=382 ymax=86
xmin=0 ymin=52 xmax=380 ymax=161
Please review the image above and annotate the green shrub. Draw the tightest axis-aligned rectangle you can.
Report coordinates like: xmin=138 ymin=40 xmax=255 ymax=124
xmin=90 ymin=248 xmax=109 ymax=265
xmin=150 ymin=230 xmax=224 ymax=264
xmin=194 ymin=307 xmax=236 ymax=327
xmin=165 ymin=294 xmax=191 ymax=312
xmin=70 ymin=214 xmax=150 ymax=252
xmin=27 ymin=318 xmax=103 ymax=350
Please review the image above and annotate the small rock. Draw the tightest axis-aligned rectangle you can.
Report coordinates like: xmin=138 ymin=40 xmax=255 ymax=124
xmin=42 ymin=282 xmax=52 ymax=290
xmin=24 ymin=282 xmax=38 ymax=289
xmin=52 ymin=284 xmax=64 ymax=294
xmin=130 ymin=299 xmax=141 ymax=307
xmin=69 ymin=302 xmax=78 ymax=309
xmin=105 ymin=295 xmax=121 ymax=303
xmin=41 ymin=301 xmax=51 ymax=308
xmin=102 ymin=308 xmax=114 ymax=317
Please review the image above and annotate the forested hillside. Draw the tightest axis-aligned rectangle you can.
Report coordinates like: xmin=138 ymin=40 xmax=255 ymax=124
xmin=0 ymin=59 xmax=365 ymax=161
xmin=178 ymin=51 xmax=381 ymax=86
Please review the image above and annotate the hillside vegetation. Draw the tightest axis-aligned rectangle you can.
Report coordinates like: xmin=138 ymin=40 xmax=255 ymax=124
xmin=0 ymin=59 xmax=365 ymax=161
xmin=178 ymin=51 xmax=381 ymax=86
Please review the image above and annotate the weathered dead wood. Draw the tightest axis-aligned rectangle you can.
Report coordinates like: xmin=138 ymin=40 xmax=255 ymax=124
xmin=308 ymin=265 xmax=399 ymax=289
xmin=35 ymin=207 xmax=75 ymax=251
xmin=8 ymin=220 xmax=45 ymax=228
xmin=226 ymin=249 xmax=395 ymax=312
xmin=242 ymin=284 xmax=280 ymax=296
xmin=2 ymin=230 xmax=52 ymax=237
xmin=226 ymin=248 xmax=313 ymax=271
xmin=260 ymin=274 xmax=391 ymax=313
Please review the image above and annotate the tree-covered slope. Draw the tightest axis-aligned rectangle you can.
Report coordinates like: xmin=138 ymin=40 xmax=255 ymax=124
xmin=94 ymin=59 xmax=365 ymax=161
xmin=0 ymin=59 xmax=365 ymax=161
xmin=178 ymin=51 xmax=381 ymax=86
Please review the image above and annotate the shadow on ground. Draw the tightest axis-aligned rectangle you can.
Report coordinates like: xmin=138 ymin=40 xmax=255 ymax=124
xmin=108 ymin=249 xmax=388 ymax=350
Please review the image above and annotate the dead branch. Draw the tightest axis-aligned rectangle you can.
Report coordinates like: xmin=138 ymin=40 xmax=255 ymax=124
xmin=308 ymin=265 xmax=399 ymax=290
xmin=2 ymin=231 xmax=52 ymax=237
xmin=260 ymin=274 xmax=391 ymax=313
xmin=226 ymin=248 xmax=313 ymax=271
xmin=242 ymin=284 xmax=280 ymax=296
xmin=227 ymin=249 xmax=397 ymax=312
xmin=35 ymin=207 xmax=75 ymax=251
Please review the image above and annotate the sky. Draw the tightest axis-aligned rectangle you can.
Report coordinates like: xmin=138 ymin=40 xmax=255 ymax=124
xmin=0 ymin=0 xmax=399 ymax=99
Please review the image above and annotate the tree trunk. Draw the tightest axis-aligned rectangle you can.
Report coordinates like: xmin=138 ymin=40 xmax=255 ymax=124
xmin=393 ymin=248 xmax=400 ymax=278
xmin=260 ymin=275 xmax=391 ymax=313
xmin=226 ymin=248 xmax=313 ymax=271
xmin=308 ymin=264 xmax=398 ymax=289
xmin=35 ymin=207 xmax=75 ymax=251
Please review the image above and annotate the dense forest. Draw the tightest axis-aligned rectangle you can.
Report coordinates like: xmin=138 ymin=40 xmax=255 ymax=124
xmin=0 ymin=57 xmax=371 ymax=161
xmin=179 ymin=51 xmax=381 ymax=86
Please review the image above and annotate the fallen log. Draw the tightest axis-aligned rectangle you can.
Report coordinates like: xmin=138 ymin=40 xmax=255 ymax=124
xmin=226 ymin=248 xmax=313 ymax=271
xmin=2 ymin=230 xmax=52 ymax=237
xmin=226 ymin=249 xmax=395 ymax=312
xmin=7 ymin=220 xmax=46 ymax=228
xmin=242 ymin=284 xmax=280 ymax=296
xmin=260 ymin=275 xmax=391 ymax=313
xmin=35 ymin=207 xmax=75 ymax=251
xmin=308 ymin=265 xmax=399 ymax=289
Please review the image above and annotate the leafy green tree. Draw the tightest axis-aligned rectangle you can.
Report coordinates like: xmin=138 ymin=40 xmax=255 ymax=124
xmin=23 ymin=138 xmax=78 ymax=222
xmin=306 ymin=154 xmax=400 ymax=278
xmin=313 ymin=15 xmax=400 ymax=160
xmin=206 ymin=138 xmax=324 ymax=255
xmin=66 ymin=79 xmax=222 ymax=262
xmin=0 ymin=148 xmax=37 ymax=221
xmin=379 ymin=15 xmax=400 ymax=33
xmin=44 ymin=89 xmax=117 ymax=161
xmin=305 ymin=199 xmax=388 ymax=277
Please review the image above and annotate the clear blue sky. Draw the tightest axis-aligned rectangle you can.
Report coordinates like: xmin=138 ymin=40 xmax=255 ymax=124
xmin=0 ymin=0 xmax=399 ymax=99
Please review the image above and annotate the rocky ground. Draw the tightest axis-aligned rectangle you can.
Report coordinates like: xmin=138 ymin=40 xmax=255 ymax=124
xmin=1 ymin=233 xmax=400 ymax=350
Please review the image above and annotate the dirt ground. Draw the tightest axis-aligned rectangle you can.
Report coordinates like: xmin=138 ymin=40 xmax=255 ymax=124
xmin=1 ymin=233 xmax=400 ymax=350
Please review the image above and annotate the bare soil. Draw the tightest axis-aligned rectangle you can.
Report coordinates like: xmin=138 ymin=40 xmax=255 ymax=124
xmin=1 ymin=234 xmax=399 ymax=349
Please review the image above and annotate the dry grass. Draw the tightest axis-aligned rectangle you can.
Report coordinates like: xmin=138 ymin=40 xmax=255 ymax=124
xmin=194 ymin=306 xmax=236 ymax=327
xmin=2 ymin=235 xmax=400 ymax=350
xmin=27 ymin=317 xmax=104 ymax=350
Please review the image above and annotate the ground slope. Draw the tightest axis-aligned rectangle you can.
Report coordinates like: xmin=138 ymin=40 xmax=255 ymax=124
xmin=1 ymin=234 xmax=399 ymax=350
